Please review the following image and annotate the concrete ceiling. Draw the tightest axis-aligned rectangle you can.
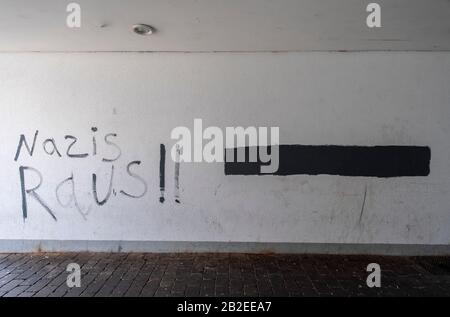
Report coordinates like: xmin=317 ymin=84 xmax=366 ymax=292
xmin=0 ymin=0 xmax=449 ymax=52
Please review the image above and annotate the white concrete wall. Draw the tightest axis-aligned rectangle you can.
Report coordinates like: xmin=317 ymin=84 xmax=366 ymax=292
xmin=0 ymin=52 xmax=450 ymax=251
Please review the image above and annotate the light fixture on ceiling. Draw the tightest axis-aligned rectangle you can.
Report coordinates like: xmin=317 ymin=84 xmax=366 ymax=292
xmin=132 ymin=24 xmax=155 ymax=35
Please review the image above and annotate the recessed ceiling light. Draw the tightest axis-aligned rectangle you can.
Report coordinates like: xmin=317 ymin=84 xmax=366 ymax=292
xmin=132 ymin=24 xmax=155 ymax=35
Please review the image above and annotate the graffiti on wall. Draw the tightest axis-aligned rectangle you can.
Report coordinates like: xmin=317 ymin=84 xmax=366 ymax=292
xmin=13 ymin=128 xmax=177 ymax=221
xmin=13 ymin=122 xmax=431 ymax=223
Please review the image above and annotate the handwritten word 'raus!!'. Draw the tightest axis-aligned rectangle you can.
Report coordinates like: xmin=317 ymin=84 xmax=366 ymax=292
xmin=13 ymin=129 xmax=179 ymax=222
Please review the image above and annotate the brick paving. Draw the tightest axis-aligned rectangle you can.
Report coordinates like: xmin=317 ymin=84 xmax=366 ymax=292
xmin=0 ymin=253 xmax=449 ymax=297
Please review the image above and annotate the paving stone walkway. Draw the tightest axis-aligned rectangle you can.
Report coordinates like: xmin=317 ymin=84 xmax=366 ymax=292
xmin=0 ymin=253 xmax=449 ymax=297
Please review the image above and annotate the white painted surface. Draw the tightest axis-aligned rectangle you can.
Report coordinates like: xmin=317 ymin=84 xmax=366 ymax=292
xmin=0 ymin=52 xmax=449 ymax=246
xmin=0 ymin=0 xmax=449 ymax=52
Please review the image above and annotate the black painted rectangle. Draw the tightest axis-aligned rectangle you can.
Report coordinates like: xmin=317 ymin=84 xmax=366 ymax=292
xmin=224 ymin=145 xmax=430 ymax=177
